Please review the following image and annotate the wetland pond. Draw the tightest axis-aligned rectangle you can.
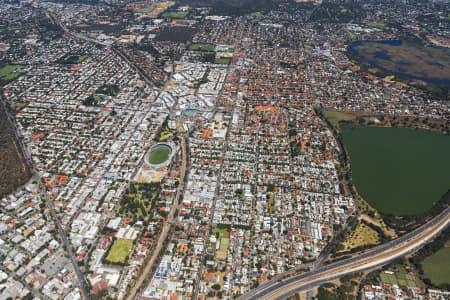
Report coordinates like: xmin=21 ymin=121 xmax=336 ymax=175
xmin=348 ymin=40 xmax=450 ymax=85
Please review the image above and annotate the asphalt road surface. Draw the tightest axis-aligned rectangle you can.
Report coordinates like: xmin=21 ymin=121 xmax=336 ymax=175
xmin=0 ymin=93 xmax=92 ymax=300
xmin=127 ymin=137 xmax=187 ymax=300
xmin=242 ymin=207 xmax=449 ymax=300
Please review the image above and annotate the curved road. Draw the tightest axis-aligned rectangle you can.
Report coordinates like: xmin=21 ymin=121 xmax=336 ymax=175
xmin=241 ymin=207 xmax=449 ymax=300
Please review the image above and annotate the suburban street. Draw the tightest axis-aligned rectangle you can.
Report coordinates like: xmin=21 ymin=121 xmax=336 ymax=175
xmin=1 ymin=2 xmax=449 ymax=299
xmin=0 ymin=93 xmax=92 ymax=300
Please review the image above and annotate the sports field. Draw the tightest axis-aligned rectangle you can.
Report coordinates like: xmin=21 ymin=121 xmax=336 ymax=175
xmin=219 ymin=238 xmax=229 ymax=253
xmin=214 ymin=58 xmax=231 ymax=65
xmin=341 ymin=127 xmax=450 ymax=215
xmin=213 ymin=227 xmax=230 ymax=259
xmin=162 ymin=11 xmax=188 ymax=18
xmin=421 ymin=245 xmax=450 ymax=286
xmin=212 ymin=227 xmax=230 ymax=238
xmin=106 ymin=238 xmax=133 ymax=264
xmin=148 ymin=146 xmax=171 ymax=165
xmin=189 ymin=44 xmax=215 ymax=52
xmin=137 ymin=6 xmax=153 ymax=13
xmin=380 ymin=271 xmax=417 ymax=287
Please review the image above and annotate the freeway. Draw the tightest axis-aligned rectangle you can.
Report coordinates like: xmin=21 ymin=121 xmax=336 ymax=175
xmin=241 ymin=206 xmax=449 ymax=300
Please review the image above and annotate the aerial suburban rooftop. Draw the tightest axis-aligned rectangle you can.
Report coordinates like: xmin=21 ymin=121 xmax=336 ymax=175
xmin=0 ymin=0 xmax=448 ymax=299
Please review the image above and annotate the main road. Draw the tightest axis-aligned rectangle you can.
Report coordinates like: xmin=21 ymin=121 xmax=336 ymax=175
xmin=126 ymin=136 xmax=187 ymax=300
xmin=0 ymin=92 xmax=92 ymax=300
xmin=240 ymin=206 xmax=449 ymax=300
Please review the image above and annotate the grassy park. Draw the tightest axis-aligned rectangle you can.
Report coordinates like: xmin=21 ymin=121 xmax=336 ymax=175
xmin=117 ymin=183 xmax=159 ymax=220
xmin=57 ymin=54 xmax=89 ymax=65
xmin=341 ymin=221 xmax=379 ymax=251
xmin=367 ymin=22 xmax=385 ymax=28
xmin=248 ymin=12 xmax=264 ymax=17
xmin=106 ymin=238 xmax=133 ymax=264
xmin=189 ymin=44 xmax=215 ymax=52
xmin=341 ymin=127 xmax=450 ymax=215
xmin=162 ymin=11 xmax=188 ymax=18
xmin=77 ymin=55 xmax=89 ymax=63
xmin=137 ymin=6 xmax=154 ymax=13
xmin=218 ymin=238 xmax=229 ymax=253
xmin=93 ymin=95 xmax=102 ymax=103
xmin=421 ymin=245 xmax=450 ymax=286
xmin=214 ymin=58 xmax=231 ymax=65
xmin=158 ymin=130 xmax=173 ymax=142
xmin=155 ymin=125 xmax=178 ymax=142
xmin=0 ymin=65 xmax=25 ymax=82
xmin=323 ymin=110 xmax=365 ymax=128
xmin=83 ymin=94 xmax=103 ymax=106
